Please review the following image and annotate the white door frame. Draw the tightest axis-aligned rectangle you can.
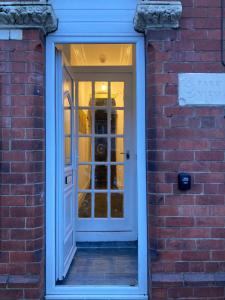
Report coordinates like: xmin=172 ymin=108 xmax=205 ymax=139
xmin=45 ymin=36 xmax=147 ymax=300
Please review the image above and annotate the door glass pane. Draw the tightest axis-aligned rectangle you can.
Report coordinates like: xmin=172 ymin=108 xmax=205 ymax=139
xmin=78 ymin=193 xmax=91 ymax=218
xmin=95 ymin=137 xmax=107 ymax=162
xmin=111 ymin=109 xmax=124 ymax=135
xmin=64 ymin=136 xmax=71 ymax=165
xmin=78 ymin=165 xmax=91 ymax=189
xmin=95 ymin=165 xmax=107 ymax=189
xmin=111 ymin=193 xmax=123 ymax=218
xmin=95 ymin=109 xmax=107 ymax=134
xmin=111 ymin=138 xmax=124 ymax=162
xmin=78 ymin=81 xmax=92 ymax=107
xmin=78 ymin=110 xmax=91 ymax=134
xmin=95 ymin=82 xmax=108 ymax=106
xmin=64 ymin=109 xmax=71 ymax=136
xmin=111 ymin=165 xmax=124 ymax=190
xmin=63 ymin=73 xmax=72 ymax=99
xmin=95 ymin=193 xmax=107 ymax=218
xmin=64 ymin=95 xmax=70 ymax=108
xmin=111 ymin=82 xmax=124 ymax=107
xmin=79 ymin=137 xmax=92 ymax=162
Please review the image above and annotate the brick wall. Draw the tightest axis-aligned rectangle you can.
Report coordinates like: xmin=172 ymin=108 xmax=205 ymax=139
xmin=1 ymin=0 xmax=225 ymax=299
xmin=147 ymin=0 xmax=225 ymax=299
xmin=0 ymin=30 xmax=45 ymax=300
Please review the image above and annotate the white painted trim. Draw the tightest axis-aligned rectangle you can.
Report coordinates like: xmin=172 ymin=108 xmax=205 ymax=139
xmin=45 ymin=36 xmax=147 ymax=299
xmin=45 ymin=295 xmax=148 ymax=300
xmin=55 ymin=58 xmax=77 ymax=280
xmin=76 ymin=231 xmax=137 ymax=242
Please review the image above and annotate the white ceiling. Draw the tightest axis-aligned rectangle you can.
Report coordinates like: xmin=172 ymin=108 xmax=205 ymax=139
xmin=64 ymin=44 xmax=133 ymax=66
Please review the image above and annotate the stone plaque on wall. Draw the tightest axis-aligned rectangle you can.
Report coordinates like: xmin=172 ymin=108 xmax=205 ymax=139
xmin=179 ymin=73 xmax=225 ymax=106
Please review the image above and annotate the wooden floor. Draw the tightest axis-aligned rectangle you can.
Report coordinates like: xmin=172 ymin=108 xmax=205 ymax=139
xmin=59 ymin=242 xmax=138 ymax=286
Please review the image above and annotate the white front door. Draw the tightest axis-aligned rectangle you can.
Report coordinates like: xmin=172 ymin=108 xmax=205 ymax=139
xmin=72 ymin=72 xmax=137 ymax=241
xmin=56 ymin=51 xmax=76 ymax=280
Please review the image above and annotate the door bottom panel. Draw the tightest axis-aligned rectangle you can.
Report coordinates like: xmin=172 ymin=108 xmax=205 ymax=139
xmin=76 ymin=231 xmax=137 ymax=242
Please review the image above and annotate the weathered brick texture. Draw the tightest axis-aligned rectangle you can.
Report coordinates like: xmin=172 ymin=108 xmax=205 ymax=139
xmin=147 ymin=0 xmax=225 ymax=298
xmin=1 ymin=0 xmax=225 ymax=299
xmin=0 ymin=29 xmax=45 ymax=300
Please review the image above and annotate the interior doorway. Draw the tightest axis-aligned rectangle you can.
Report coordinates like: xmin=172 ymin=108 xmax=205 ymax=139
xmin=73 ymin=72 xmax=136 ymax=240
xmin=46 ymin=38 xmax=147 ymax=299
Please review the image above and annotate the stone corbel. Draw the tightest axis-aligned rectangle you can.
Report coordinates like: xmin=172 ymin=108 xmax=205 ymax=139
xmin=0 ymin=2 xmax=57 ymax=35
xmin=134 ymin=1 xmax=182 ymax=33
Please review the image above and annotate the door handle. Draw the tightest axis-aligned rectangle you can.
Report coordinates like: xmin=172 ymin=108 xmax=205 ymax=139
xmin=120 ymin=151 xmax=130 ymax=160
xmin=65 ymin=175 xmax=72 ymax=185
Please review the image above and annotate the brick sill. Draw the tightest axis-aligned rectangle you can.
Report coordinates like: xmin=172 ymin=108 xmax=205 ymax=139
xmin=152 ymin=272 xmax=225 ymax=286
xmin=0 ymin=275 xmax=39 ymax=288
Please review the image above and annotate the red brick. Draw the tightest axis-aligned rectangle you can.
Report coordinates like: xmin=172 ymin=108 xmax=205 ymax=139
xmin=195 ymin=195 xmax=224 ymax=205
xmin=0 ymin=289 xmax=23 ymax=300
xmin=2 ymin=151 xmax=25 ymax=162
xmin=26 ymin=238 xmax=43 ymax=251
xmin=178 ymin=206 xmax=209 ymax=217
xmin=178 ymin=140 xmax=209 ymax=150
xmin=1 ymin=217 xmax=25 ymax=229
xmin=196 ymin=171 xmax=225 ymax=184
xmin=165 ymin=151 xmax=194 ymax=161
xmin=166 ymin=217 xmax=194 ymax=227
xmin=175 ymin=262 xmax=189 ymax=272
xmin=181 ymin=29 xmax=207 ymax=40
xmin=10 ymin=251 xmax=41 ymax=263
xmin=2 ymin=174 xmax=26 ymax=184
xmin=166 ymin=239 xmax=196 ymax=250
xmin=189 ymin=262 xmax=204 ymax=272
xmin=182 ymin=251 xmax=210 ymax=261
xmin=11 ymin=140 xmax=43 ymax=151
xmin=182 ymin=7 xmax=208 ymax=18
xmin=156 ymin=228 xmax=181 ymax=239
xmin=181 ymin=228 xmax=210 ymax=238
xmin=168 ymin=287 xmax=194 ymax=298
xmin=0 ymin=252 xmax=9 ymax=263
xmin=212 ymin=251 xmax=225 ymax=260
xmin=157 ymin=206 xmax=178 ymax=216
xmin=204 ymin=184 xmax=219 ymax=194
xmin=194 ymin=287 xmax=224 ymax=298
xmin=24 ymin=288 xmax=42 ymax=299
xmin=165 ymin=195 xmax=195 ymax=205
xmin=196 ymin=239 xmax=225 ymax=250
xmin=209 ymin=206 xmax=225 ymax=216
xmin=211 ymin=228 xmax=225 ymax=238
xmin=179 ymin=161 xmax=209 ymax=172
xmin=196 ymin=217 xmax=225 ymax=227
xmin=204 ymin=262 xmax=220 ymax=272
xmin=11 ymin=162 xmax=43 ymax=173
xmin=1 ymin=241 xmax=25 ymax=251
xmin=160 ymin=251 xmax=182 ymax=261
xmin=195 ymin=151 xmax=224 ymax=161
xmin=194 ymin=0 xmax=220 ymax=7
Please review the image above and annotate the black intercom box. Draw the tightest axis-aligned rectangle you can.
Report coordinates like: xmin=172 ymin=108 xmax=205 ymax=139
xmin=178 ymin=173 xmax=191 ymax=191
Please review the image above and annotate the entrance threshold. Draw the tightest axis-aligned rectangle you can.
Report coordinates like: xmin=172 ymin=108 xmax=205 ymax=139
xmin=45 ymin=295 xmax=148 ymax=300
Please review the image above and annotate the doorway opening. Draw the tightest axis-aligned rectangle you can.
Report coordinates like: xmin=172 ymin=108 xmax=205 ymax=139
xmin=56 ymin=43 xmax=137 ymax=285
xmin=46 ymin=38 xmax=147 ymax=299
